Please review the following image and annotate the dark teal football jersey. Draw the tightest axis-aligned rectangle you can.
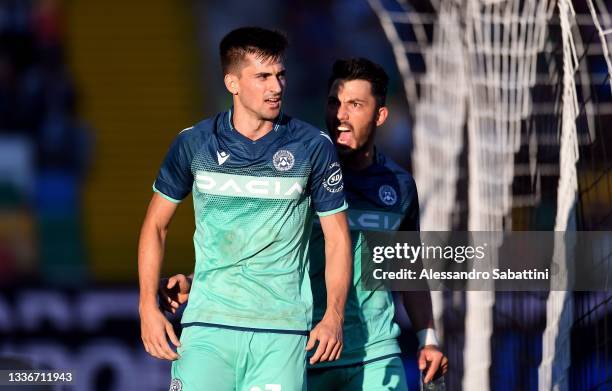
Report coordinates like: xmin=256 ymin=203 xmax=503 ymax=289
xmin=154 ymin=109 xmax=348 ymax=333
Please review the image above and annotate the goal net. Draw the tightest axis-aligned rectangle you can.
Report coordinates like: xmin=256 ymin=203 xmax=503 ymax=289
xmin=369 ymin=0 xmax=612 ymax=389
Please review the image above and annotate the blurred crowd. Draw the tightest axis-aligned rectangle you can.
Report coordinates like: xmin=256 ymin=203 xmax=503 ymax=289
xmin=0 ymin=0 xmax=90 ymax=286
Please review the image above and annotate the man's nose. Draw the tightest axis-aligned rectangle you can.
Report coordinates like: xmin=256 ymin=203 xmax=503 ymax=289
xmin=269 ymin=76 xmax=283 ymax=94
xmin=337 ymin=104 xmax=349 ymax=122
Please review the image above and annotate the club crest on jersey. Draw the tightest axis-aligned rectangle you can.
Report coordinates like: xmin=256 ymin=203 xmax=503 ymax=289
xmin=323 ymin=162 xmax=344 ymax=193
xmin=378 ymin=185 xmax=398 ymax=206
xmin=169 ymin=378 xmax=182 ymax=391
xmin=273 ymin=150 xmax=295 ymax=171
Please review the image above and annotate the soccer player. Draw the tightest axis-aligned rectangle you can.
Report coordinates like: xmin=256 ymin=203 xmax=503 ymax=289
xmin=160 ymin=58 xmax=448 ymax=390
xmin=138 ymin=27 xmax=352 ymax=391
xmin=307 ymin=58 xmax=447 ymax=390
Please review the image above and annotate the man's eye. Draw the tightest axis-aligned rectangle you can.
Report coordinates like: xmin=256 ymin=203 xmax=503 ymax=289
xmin=352 ymin=102 xmax=360 ymax=108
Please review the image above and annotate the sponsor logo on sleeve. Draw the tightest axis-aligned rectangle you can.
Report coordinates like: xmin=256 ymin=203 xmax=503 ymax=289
xmin=378 ymin=184 xmax=398 ymax=206
xmin=323 ymin=162 xmax=344 ymax=193
xmin=272 ymin=150 xmax=295 ymax=171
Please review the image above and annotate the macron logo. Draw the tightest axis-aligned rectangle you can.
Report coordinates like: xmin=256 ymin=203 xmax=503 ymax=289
xmin=217 ymin=151 xmax=230 ymax=165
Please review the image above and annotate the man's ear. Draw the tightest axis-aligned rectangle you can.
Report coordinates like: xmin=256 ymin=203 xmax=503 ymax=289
xmin=375 ymin=106 xmax=389 ymax=127
xmin=224 ymin=74 xmax=239 ymax=95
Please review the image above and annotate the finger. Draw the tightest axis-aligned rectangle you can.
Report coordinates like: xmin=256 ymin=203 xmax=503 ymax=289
xmin=334 ymin=344 xmax=343 ymax=361
xmin=319 ymin=338 xmax=336 ymax=361
xmin=142 ymin=340 xmax=151 ymax=355
xmin=166 ymin=322 xmax=181 ymax=348
xmin=159 ymin=289 xmax=170 ymax=301
xmin=159 ymin=298 xmax=172 ymax=313
xmin=143 ymin=337 xmax=157 ymax=358
xmin=159 ymin=327 xmax=179 ymax=360
xmin=158 ymin=288 xmax=174 ymax=312
xmin=328 ymin=343 xmax=341 ymax=361
xmin=147 ymin=340 xmax=163 ymax=359
xmin=418 ymin=350 xmax=427 ymax=371
xmin=167 ymin=276 xmax=178 ymax=289
xmin=441 ymin=357 xmax=449 ymax=374
xmin=305 ymin=332 xmax=317 ymax=351
xmin=156 ymin=338 xmax=178 ymax=361
xmin=424 ymin=355 xmax=442 ymax=383
xmin=162 ymin=295 xmax=179 ymax=310
xmin=309 ymin=337 xmax=328 ymax=364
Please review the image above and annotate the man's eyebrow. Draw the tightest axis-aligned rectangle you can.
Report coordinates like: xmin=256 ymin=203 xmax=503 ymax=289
xmin=346 ymin=98 xmax=367 ymax=103
xmin=255 ymin=69 xmax=286 ymax=77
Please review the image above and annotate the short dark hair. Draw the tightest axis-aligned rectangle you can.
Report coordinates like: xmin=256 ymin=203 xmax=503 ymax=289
xmin=219 ymin=27 xmax=288 ymax=74
xmin=328 ymin=58 xmax=389 ymax=107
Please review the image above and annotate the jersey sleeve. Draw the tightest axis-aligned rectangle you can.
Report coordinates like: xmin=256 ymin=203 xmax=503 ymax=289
xmin=152 ymin=130 xmax=195 ymax=203
xmin=399 ymin=176 xmax=420 ymax=231
xmin=308 ymin=132 xmax=348 ymax=216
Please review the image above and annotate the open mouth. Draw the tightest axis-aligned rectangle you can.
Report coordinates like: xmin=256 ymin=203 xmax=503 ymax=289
xmin=265 ymin=97 xmax=281 ymax=108
xmin=335 ymin=125 xmax=353 ymax=146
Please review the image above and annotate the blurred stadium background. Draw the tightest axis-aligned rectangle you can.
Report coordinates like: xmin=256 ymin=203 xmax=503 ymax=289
xmin=0 ymin=0 xmax=609 ymax=390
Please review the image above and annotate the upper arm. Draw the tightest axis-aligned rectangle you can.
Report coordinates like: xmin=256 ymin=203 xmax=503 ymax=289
xmin=143 ymin=192 xmax=180 ymax=231
xmin=308 ymin=133 xmax=348 ymax=216
xmin=153 ymin=130 xmax=196 ymax=203
xmin=318 ymin=211 xmax=350 ymax=242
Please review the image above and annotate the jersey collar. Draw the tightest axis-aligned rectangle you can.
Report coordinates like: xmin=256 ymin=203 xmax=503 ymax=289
xmin=226 ymin=107 xmax=284 ymax=133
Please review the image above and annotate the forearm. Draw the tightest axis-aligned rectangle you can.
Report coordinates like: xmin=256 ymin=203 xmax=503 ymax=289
xmin=323 ymin=234 xmax=352 ymax=321
xmin=138 ymin=222 xmax=168 ymax=310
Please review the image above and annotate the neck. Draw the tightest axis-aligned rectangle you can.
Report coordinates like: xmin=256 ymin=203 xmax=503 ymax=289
xmin=231 ymin=104 xmax=275 ymax=141
xmin=340 ymin=144 xmax=376 ymax=171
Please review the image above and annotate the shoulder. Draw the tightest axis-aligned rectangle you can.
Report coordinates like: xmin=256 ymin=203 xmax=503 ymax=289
xmin=378 ymin=152 xmax=417 ymax=193
xmin=282 ymin=115 xmax=332 ymax=148
xmin=172 ymin=114 xmax=220 ymax=148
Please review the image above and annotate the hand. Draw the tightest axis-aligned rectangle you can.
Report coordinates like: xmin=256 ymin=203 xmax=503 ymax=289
xmin=305 ymin=312 xmax=343 ymax=365
xmin=140 ymin=304 xmax=181 ymax=360
xmin=158 ymin=274 xmax=192 ymax=314
xmin=418 ymin=345 xmax=448 ymax=383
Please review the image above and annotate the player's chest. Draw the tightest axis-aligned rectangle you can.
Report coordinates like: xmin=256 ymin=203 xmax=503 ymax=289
xmin=190 ymin=138 xmax=311 ymax=199
xmin=345 ymin=181 xmax=406 ymax=231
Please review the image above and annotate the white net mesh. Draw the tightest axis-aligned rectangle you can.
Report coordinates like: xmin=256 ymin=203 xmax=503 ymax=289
xmin=463 ymin=4 xmax=554 ymax=388
xmin=539 ymin=1 xmax=580 ymax=389
xmin=413 ymin=0 xmax=466 ymax=232
xmin=369 ymin=0 xmax=610 ymax=389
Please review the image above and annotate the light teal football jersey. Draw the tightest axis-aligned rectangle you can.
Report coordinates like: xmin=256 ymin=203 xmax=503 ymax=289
xmin=309 ymin=151 xmax=419 ymax=367
xmin=153 ymin=110 xmax=347 ymax=333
